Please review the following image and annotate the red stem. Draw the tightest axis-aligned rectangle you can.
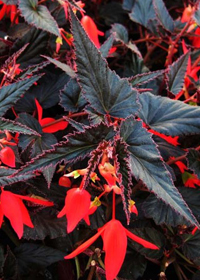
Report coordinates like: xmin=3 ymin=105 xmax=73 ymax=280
xmin=112 ymin=191 xmax=115 ymax=220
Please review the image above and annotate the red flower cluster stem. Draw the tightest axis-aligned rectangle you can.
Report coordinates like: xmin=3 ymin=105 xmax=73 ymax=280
xmin=65 ymin=191 xmax=159 ymax=280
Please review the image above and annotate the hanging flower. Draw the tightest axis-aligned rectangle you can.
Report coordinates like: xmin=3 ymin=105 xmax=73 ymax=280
xmin=59 ymin=176 xmax=72 ymax=188
xmin=81 ymin=15 xmax=116 ymax=54
xmin=57 ymin=187 xmax=91 ymax=233
xmin=128 ymin=200 xmax=138 ymax=215
xmin=65 ymin=219 xmax=159 ymax=280
xmin=65 ymin=168 xmax=99 ymax=182
xmin=0 ymin=146 xmax=15 ymax=167
xmin=0 ymin=189 xmax=54 ymax=239
xmin=182 ymin=172 xmax=200 ymax=188
xmin=35 ymin=99 xmax=68 ymax=133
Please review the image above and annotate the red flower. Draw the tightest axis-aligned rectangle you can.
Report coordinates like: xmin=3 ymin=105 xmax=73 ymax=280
xmin=81 ymin=15 xmax=116 ymax=54
xmin=65 ymin=219 xmax=159 ymax=280
xmin=0 ymin=189 xmax=54 ymax=239
xmin=35 ymin=99 xmax=68 ymax=133
xmin=169 ymin=157 xmax=187 ymax=173
xmin=59 ymin=176 xmax=72 ymax=188
xmin=0 ymin=0 xmax=18 ymax=23
xmin=57 ymin=187 xmax=91 ymax=233
xmin=183 ymin=172 xmax=200 ymax=188
xmin=0 ymin=147 xmax=15 ymax=168
xmin=182 ymin=40 xmax=200 ymax=88
xmin=128 ymin=200 xmax=138 ymax=216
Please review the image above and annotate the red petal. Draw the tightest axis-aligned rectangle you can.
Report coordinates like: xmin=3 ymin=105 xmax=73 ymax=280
xmin=1 ymin=190 xmax=23 ymax=238
xmin=57 ymin=203 xmax=68 ymax=218
xmin=83 ymin=214 xmax=90 ymax=225
xmin=81 ymin=16 xmax=103 ymax=48
xmin=0 ymin=202 xmax=3 ymax=227
xmin=35 ymin=98 xmax=43 ymax=122
xmin=64 ymin=188 xmax=91 ymax=233
xmin=59 ymin=176 xmax=72 ymax=188
xmin=40 ymin=118 xmax=68 ymax=133
xmin=0 ymin=5 xmax=7 ymax=21
xmin=103 ymin=220 xmax=127 ymax=280
xmin=0 ymin=147 xmax=15 ymax=167
xmin=15 ymin=194 xmax=54 ymax=206
xmin=17 ymin=198 xmax=34 ymax=228
xmin=65 ymin=227 xmax=105 ymax=259
xmin=125 ymin=228 xmax=159 ymax=249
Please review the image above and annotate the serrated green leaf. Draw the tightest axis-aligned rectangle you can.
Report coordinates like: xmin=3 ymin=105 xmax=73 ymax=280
xmin=110 ymin=23 xmax=129 ymax=44
xmin=15 ymin=123 xmax=115 ymax=175
xmin=99 ymin=34 xmax=115 ymax=58
xmin=0 ymin=75 xmax=41 ymax=117
xmin=120 ymin=118 xmax=199 ymax=227
xmin=119 ymin=251 xmax=147 ymax=280
xmin=166 ymin=52 xmax=189 ymax=95
xmin=138 ymin=92 xmax=200 ymax=136
xmin=0 ymin=117 xmax=40 ymax=136
xmin=14 ymin=243 xmax=65 ymax=273
xmin=187 ymin=149 xmax=200 ymax=178
xmin=115 ymin=138 xmax=132 ymax=223
xmin=42 ymin=56 xmax=76 ymax=78
xmin=143 ymin=194 xmax=190 ymax=227
xmin=182 ymin=231 xmax=200 ymax=265
xmin=23 ymin=208 xmax=68 ymax=240
xmin=60 ymin=78 xmax=83 ymax=113
xmin=128 ymin=227 xmax=165 ymax=259
xmin=3 ymin=248 xmax=19 ymax=280
xmin=193 ymin=3 xmax=200 ymax=27
xmin=153 ymin=0 xmax=174 ymax=32
xmin=129 ymin=0 xmax=156 ymax=29
xmin=70 ymin=9 xmax=139 ymax=119
xmin=11 ymin=27 xmax=49 ymax=69
xmin=17 ymin=113 xmax=57 ymax=157
xmin=1 ymin=0 xmax=17 ymax=4
xmin=19 ymin=0 xmax=60 ymax=37
xmin=129 ymin=70 xmax=164 ymax=87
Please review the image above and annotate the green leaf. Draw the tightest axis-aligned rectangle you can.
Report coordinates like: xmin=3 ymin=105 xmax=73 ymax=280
xmin=193 ymin=3 xmax=200 ymax=27
xmin=99 ymin=34 xmax=115 ymax=58
xmin=138 ymin=92 xmax=200 ymax=136
xmin=14 ymin=243 xmax=65 ymax=274
xmin=128 ymin=227 xmax=165 ymax=259
xmin=11 ymin=27 xmax=49 ymax=69
xmin=129 ymin=0 xmax=156 ymax=30
xmin=23 ymin=208 xmax=68 ymax=240
xmin=182 ymin=231 xmax=200 ymax=265
xmin=17 ymin=113 xmax=57 ymax=157
xmin=70 ymin=9 xmax=139 ymax=119
xmin=0 ymin=117 xmax=40 ymax=136
xmin=3 ymin=248 xmax=19 ymax=280
xmin=129 ymin=70 xmax=164 ymax=87
xmin=120 ymin=118 xmax=199 ymax=227
xmin=143 ymin=194 xmax=190 ymax=227
xmin=115 ymin=138 xmax=132 ymax=223
xmin=119 ymin=251 xmax=147 ymax=280
xmin=42 ymin=56 xmax=76 ymax=78
xmin=60 ymin=78 xmax=83 ymax=113
xmin=166 ymin=52 xmax=190 ymax=95
xmin=1 ymin=0 xmax=17 ymax=4
xmin=187 ymin=149 xmax=200 ymax=178
xmin=110 ymin=23 xmax=129 ymax=44
xmin=0 ymin=167 xmax=35 ymax=186
xmin=15 ymin=123 xmax=115 ymax=175
xmin=0 ymin=75 xmax=42 ymax=117
xmin=153 ymin=0 xmax=174 ymax=32
xmin=19 ymin=0 xmax=60 ymax=37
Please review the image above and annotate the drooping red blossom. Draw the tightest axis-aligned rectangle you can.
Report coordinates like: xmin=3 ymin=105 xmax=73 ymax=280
xmin=0 ymin=147 xmax=15 ymax=168
xmin=98 ymin=162 xmax=119 ymax=187
xmin=81 ymin=15 xmax=116 ymax=54
xmin=35 ymin=99 xmax=68 ymax=133
xmin=169 ymin=157 xmax=187 ymax=173
xmin=0 ymin=0 xmax=18 ymax=23
xmin=59 ymin=176 xmax=72 ymax=188
xmin=183 ymin=172 xmax=200 ymax=188
xmin=0 ymin=189 xmax=54 ymax=238
xmin=65 ymin=219 xmax=159 ymax=280
xmin=57 ymin=187 xmax=91 ymax=233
